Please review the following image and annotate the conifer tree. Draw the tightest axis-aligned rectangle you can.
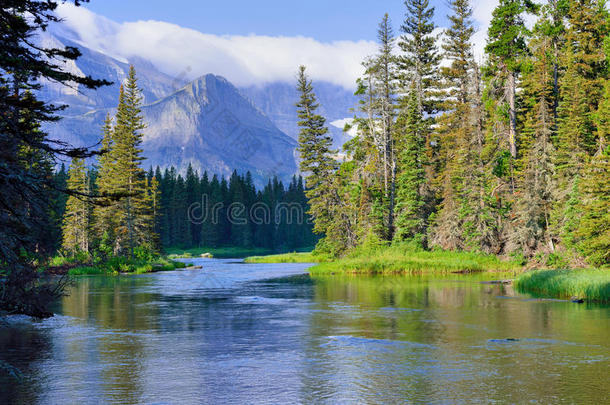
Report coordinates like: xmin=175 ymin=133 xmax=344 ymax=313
xmin=296 ymin=66 xmax=338 ymax=238
xmin=93 ymin=114 xmax=117 ymax=250
xmin=398 ymin=0 xmax=441 ymax=115
xmin=61 ymin=158 xmax=90 ymax=254
xmin=508 ymin=10 xmax=558 ymax=256
xmin=430 ymin=0 xmax=476 ymax=250
xmin=553 ymin=0 xmax=608 ymax=249
xmin=394 ymin=90 xmax=428 ymax=243
xmin=485 ymin=0 xmax=538 ymax=160
xmin=575 ymin=73 xmax=610 ymax=265
xmin=110 ymin=66 xmax=156 ymax=256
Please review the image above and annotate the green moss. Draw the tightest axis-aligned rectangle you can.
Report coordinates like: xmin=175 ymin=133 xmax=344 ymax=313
xmin=515 ymin=269 xmax=610 ymax=302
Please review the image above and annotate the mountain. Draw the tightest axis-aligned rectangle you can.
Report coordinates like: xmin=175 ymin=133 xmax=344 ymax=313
xmin=241 ymin=82 xmax=357 ymax=148
xmin=46 ymin=74 xmax=298 ymax=185
xmin=40 ymin=32 xmax=356 ymax=184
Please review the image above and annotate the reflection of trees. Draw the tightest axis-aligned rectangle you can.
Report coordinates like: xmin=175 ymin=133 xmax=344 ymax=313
xmin=301 ymin=275 xmax=610 ymax=403
xmin=0 ymin=322 xmax=50 ymax=403
xmin=61 ymin=276 xmax=161 ymax=403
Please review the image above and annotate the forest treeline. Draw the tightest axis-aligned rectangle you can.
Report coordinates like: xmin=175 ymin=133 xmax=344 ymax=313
xmin=297 ymin=0 xmax=609 ymax=267
xmin=54 ymin=162 xmax=315 ymax=255
xmin=54 ymin=65 xmax=315 ymax=259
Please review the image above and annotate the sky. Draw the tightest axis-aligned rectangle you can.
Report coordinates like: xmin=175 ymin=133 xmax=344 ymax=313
xmin=83 ymin=0 xmax=456 ymax=42
xmin=55 ymin=1 xmax=501 ymax=90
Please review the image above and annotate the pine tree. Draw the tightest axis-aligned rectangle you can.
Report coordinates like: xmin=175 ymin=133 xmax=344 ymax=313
xmin=553 ymin=0 xmax=608 ymax=250
xmin=485 ymin=0 xmax=538 ymax=160
xmin=110 ymin=66 xmax=156 ymax=256
xmin=394 ymin=90 xmax=428 ymax=243
xmin=575 ymin=73 xmax=610 ymax=265
xmin=398 ymin=0 xmax=441 ymax=115
xmin=396 ymin=0 xmax=441 ymax=230
xmin=296 ymin=66 xmax=338 ymax=239
xmin=61 ymin=158 xmax=90 ymax=254
xmin=507 ymin=9 xmax=559 ymax=256
xmin=93 ymin=114 xmax=117 ymax=250
xmin=430 ymin=0 xmax=476 ymax=250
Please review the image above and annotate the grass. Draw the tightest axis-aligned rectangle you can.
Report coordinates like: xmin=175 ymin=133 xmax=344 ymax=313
xmin=166 ymin=246 xmax=276 ymax=259
xmin=48 ymin=256 xmax=190 ymax=276
xmin=244 ymin=251 xmax=328 ymax=264
xmin=515 ymin=268 xmax=610 ymax=302
xmin=244 ymin=244 xmax=522 ymax=275
xmin=308 ymin=244 xmax=522 ymax=275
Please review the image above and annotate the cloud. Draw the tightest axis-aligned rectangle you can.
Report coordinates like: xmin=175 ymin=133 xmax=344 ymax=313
xmin=54 ymin=1 xmax=514 ymax=89
xmin=55 ymin=4 xmax=377 ymax=90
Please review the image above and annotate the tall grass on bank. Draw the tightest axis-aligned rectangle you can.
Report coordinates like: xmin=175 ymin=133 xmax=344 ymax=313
xmin=244 ymin=252 xmax=328 ymax=264
xmin=47 ymin=256 xmax=189 ymax=276
xmin=515 ymin=269 xmax=610 ymax=302
xmin=308 ymin=244 xmax=521 ymax=275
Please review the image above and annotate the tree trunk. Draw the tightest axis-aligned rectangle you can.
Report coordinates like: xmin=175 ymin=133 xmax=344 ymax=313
xmin=507 ymin=72 xmax=518 ymax=158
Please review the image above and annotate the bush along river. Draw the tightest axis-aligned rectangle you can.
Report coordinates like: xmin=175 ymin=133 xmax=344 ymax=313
xmin=1 ymin=258 xmax=609 ymax=404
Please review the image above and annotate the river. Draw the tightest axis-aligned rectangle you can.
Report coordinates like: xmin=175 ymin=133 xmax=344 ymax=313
xmin=1 ymin=259 xmax=609 ymax=404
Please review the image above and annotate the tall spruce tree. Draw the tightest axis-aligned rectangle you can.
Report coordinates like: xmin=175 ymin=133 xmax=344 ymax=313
xmin=61 ymin=158 xmax=90 ymax=254
xmin=394 ymin=90 xmax=428 ymax=243
xmin=110 ymin=66 xmax=155 ymax=256
xmin=552 ymin=0 xmax=608 ymax=251
xmin=485 ymin=0 xmax=538 ymax=160
xmin=296 ymin=66 xmax=338 ymax=239
xmin=431 ymin=0 xmax=476 ymax=250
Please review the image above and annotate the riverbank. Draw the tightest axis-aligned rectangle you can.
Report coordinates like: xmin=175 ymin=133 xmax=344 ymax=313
xmin=45 ymin=256 xmax=190 ymax=276
xmin=515 ymin=269 xmax=610 ymax=302
xmin=166 ymin=247 xmax=275 ymax=259
xmin=244 ymin=252 xmax=328 ymax=264
xmin=246 ymin=245 xmax=521 ymax=275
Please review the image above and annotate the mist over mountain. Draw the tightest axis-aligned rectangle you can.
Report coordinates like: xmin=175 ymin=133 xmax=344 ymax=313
xmin=41 ymin=32 xmax=357 ymax=184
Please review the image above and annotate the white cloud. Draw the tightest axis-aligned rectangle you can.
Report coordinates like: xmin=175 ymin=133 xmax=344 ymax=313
xmin=54 ymin=1 xmax=514 ymax=89
xmin=55 ymin=4 xmax=376 ymax=90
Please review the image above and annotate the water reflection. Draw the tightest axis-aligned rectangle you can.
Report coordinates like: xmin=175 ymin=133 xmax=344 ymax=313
xmin=1 ymin=261 xmax=609 ymax=404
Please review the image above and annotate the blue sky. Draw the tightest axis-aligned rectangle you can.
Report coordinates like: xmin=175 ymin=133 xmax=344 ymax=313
xmin=84 ymin=0 xmax=455 ymax=42
xmin=58 ymin=1 xmax=497 ymax=89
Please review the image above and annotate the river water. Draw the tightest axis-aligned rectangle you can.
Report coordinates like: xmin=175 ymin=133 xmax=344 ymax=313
xmin=1 ymin=259 xmax=609 ymax=404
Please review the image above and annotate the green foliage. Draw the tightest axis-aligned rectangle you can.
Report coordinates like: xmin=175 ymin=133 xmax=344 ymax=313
xmin=61 ymin=158 xmax=90 ymax=254
xmin=394 ymin=90 xmax=427 ymax=243
xmin=296 ymin=66 xmax=338 ymax=238
xmin=515 ymin=269 xmax=610 ymax=302
xmin=0 ymin=0 xmax=109 ymax=318
xmin=67 ymin=255 xmax=187 ymax=276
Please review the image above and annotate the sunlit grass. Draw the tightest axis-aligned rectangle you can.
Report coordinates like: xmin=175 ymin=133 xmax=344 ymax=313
xmin=515 ymin=269 xmax=610 ymax=302
xmin=244 ymin=252 xmax=328 ymax=263
xmin=243 ymin=244 xmax=521 ymax=275
xmin=67 ymin=257 xmax=189 ymax=276
xmin=308 ymin=244 xmax=522 ymax=275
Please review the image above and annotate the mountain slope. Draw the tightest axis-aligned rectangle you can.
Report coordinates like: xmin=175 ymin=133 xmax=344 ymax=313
xmin=240 ymin=81 xmax=357 ymax=148
xmin=45 ymin=75 xmax=297 ymax=185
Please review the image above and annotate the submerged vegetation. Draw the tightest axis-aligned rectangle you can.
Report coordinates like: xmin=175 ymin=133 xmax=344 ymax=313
xmin=515 ymin=269 xmax=610 ymax=302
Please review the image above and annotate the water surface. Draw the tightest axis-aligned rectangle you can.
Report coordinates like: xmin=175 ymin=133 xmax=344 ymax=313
xmin=1 ymin=259 xmax=609 ymax=404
